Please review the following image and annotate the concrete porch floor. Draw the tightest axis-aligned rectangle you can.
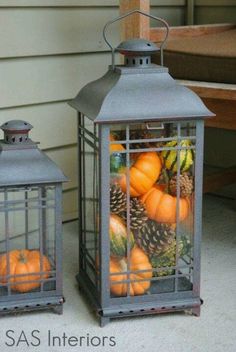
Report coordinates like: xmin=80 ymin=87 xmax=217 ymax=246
xmin=1 ymin=195 xmax=236 ymax=352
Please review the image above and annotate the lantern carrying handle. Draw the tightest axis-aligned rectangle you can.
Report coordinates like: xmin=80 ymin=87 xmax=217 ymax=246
xmin=103 ymin=9 xmax=169 ymax=68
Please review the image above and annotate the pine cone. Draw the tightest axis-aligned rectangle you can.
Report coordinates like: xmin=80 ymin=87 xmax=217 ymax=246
xmin=121 ymin=198 xmax=148 ymax=230
xmin=130 ymin=130 xmax=164 ymax=150
xmin=169 ymin=173 xmax=193 ymax=197
xmin=130 ymin=130 xmax=152 ymax=149
xmin=135 ymin=220 xmax=176 ymax=256
xmin=110 ymin=183 xmax=126 ymax=214
xmin=151 ymin=236 xmax=191 ymax=277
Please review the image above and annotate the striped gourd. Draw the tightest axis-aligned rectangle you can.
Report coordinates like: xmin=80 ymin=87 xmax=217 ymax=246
xmin=110 ymin=214 xmax=135 ymax=258
xmin=161 ymin=139 xmax=194 ymax=173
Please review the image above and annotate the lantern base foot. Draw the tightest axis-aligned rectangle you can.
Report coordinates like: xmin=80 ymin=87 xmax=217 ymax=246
xmin=99 ymin=316 xmax=110 ymax=327
xmin=53 ymin=305 xmax=63 ymax=315
xmin=191 ymin=300 xmax=203 ymax=317
xmin=191 ymin=306 xmax=201 ymax=317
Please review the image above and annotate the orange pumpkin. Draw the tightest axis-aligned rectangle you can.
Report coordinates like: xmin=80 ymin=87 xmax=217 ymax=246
xmin=110 ymin=247 xmax=152 ymax=296
xmin=141 ymin=185 xmax=189 ymax=223
xmin=0 ymin=250 xmax=51 ymax=293
xmin=119 ymin=152 xmax=162 ymax=197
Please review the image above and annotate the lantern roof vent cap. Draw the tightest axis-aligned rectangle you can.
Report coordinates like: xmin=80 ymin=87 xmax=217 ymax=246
xmin=1 ymin=120 xmax=33 ymax=132
xmin=1 ymin=120 xmax=33 ymax=145
xmin=116 ymin=39 xmax=160 ymax=56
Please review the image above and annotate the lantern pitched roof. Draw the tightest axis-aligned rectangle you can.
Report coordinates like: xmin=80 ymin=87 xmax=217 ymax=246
xmin=0 ymin=142 xmax=67 ymax=187
xmin=0 ymin=119 xmax=67 ymax=187
xmin=69 ymin=65 xmax=214 ymax=123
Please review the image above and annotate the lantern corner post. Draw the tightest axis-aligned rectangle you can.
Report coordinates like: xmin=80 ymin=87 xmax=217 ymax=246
xmin=98 ymin=123 xmax=111 ymax=314
xmin=193 ymin=119 xmax=205 ymax=301
xmin=55 ymin=183 xmax=64 ymax=299
xmin=77 ymin=112 xmax=84 ymax=280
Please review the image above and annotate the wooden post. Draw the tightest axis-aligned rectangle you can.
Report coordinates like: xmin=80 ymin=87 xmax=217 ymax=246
xmin=186 ymin=0 xmax=195 ymax=25
xmin=120 ymin=0 xmax=150 ymax=40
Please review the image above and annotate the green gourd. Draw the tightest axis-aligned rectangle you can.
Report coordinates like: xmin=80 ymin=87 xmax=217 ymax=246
xmin=110 ymin=214 xmax=134 ymax=258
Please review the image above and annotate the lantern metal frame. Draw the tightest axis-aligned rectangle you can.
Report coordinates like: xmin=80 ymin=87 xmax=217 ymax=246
xmin=69 ymin=11 xmax=214 ymax=326
xmin=75 ymin=117 xmax=205 ymax=326
xmin=0 ymin=120 xmax=67 ymax=316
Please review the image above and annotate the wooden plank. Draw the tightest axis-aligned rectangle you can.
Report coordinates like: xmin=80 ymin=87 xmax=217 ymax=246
xmin=203 ymin=99 xmax=236 ymax=131
xmin=0 ymin=52 xmax=109 ymax=109
xmin=0 ymin=102 xmax=77 ymax=149
xmin=179 ymin=81 xmax=236 ymax=101
xmin=0 ymin=8 xmax=120 ymax=58
xmin=203 ymin=167 xmax=236 ymax=193
xmin=150 ymin=23 xmax=236 ymax=42
xmin=120 ymin=0 xmax=150 ymax=40
xmin=120 ymin=0 xmax=185 ymax=41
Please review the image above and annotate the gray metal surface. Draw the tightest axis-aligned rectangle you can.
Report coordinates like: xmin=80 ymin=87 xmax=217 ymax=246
xmin=99 ymin=125 xmax=110 ymax=309
xmin=1 ymin=120 xmax=33 ymax=132
xmin=69 ymin=65 xmax=214 ymax=123
xmin=1 ymin=120 xmax=33 ymax=144
xmin=192 ymin=121 xmax=204 ymax=296
xmin=0 ymin=121 xmax=67 ymax=186
xmin=0 ymin=120 xmax=66 ymax=316
xmin=0 ymin=295 xmax=64 ymax=315
xmin=116 ymin=38 xmax=160 ymax=55
xmin=55 ymin=184 xmax=63 ymax=294
xmin=101 ymin=297 xmax=201 ymax=317
xmin=0 ymin=147 xmax=67 ymax=186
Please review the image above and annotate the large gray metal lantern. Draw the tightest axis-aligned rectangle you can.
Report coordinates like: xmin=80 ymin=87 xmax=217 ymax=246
xmin=69 ymin=10 xmax=214 ymax=326
xmin=0 ymin=120 xmax=67 ymax=315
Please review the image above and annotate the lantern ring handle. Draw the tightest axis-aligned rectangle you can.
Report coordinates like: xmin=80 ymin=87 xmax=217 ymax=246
xmin=102 ymin=9 xmax=170 ymax=68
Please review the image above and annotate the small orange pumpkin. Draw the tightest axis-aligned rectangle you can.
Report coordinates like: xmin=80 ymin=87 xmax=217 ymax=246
xmin=119 ymin=152 xmax=162 ymax=197
xmin=141 ymin=185 xmax=189 ymax=223
xmin=110 ymin=247 xmax=152 ymax=296
xmin=0 ymin=250 xmax=51 ymax=293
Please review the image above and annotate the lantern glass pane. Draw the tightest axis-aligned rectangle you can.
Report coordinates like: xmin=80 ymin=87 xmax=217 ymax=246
xmin=0 ymin=185 xmax=57 ymax=298
xmin=79 ymin=115 xmax=99 ymax=290
xmin=109 ymin=122 xmax=196 ymax=298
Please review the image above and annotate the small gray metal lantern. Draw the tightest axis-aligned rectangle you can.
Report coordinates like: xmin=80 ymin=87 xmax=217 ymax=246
xmin=0 ymin=120 xmax=67 ymax=315
xmin=69 ymin=10 xmax=214 ymax=326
